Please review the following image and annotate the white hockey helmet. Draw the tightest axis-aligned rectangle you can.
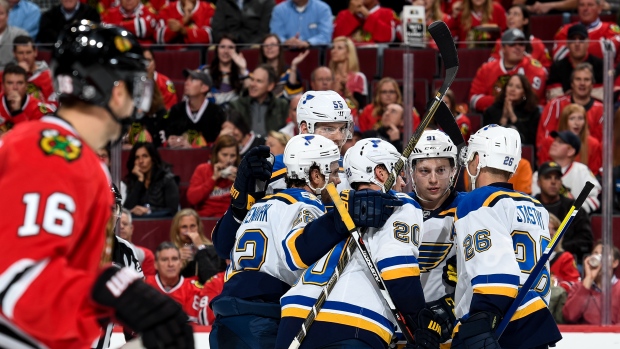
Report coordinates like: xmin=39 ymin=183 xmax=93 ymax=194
xmin=461 ymin=124 xmax=521 ymax=189
xmin=283 ymin=134 xmax=341 ymax=193
xmin=343 ymin=138 xmax=402 ymax=191
xmin=296 ymin=90 xmax=353 ymax=143
xmin=408 ymin=130 xmax=458 ymax=166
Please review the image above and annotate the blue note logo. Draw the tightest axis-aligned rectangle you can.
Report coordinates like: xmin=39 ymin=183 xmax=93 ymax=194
xmin=370 ymin=139 xmax=381 ymax=148
xmin=303 ymin=135 xmax=315 ymax=145
xmin=302 ymin=94 xmax=315 ymax=104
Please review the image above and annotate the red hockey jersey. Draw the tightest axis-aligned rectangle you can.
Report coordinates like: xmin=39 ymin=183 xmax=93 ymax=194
xmin=154 ymin=71 xmax=178 ymax=110
xmin=490 ymin=35 xmax=552 ymax=69
xmin=146 ymin=274 xmax=210 ymax=325
xmin=536 ymin=94 xmax=603 ymax=150
xmin=102 ymin=4 xmax=158 ymax=45
xmin=333 ymin=5 xmax=400 ymax=43
xmin=0 ymin=116 xmax=114 ymax=349
xmin=0 ymin=63 xmax=55 ymax=104
xmin=155 ymin=1 xmax=215 ymax=44
xmin=553 ymin=19 xmax=620 ymax=62
xmin=0 ymin=93 xmax=50 ymax=131
xmin=469 ymin=55 xmax=547 ymax=112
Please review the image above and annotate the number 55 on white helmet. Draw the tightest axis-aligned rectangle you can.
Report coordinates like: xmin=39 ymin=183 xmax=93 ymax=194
xmin=460 ymin=124 xmax=521 ymax=190
xmin=343 ymin=138 xmax=402 ymax=192
xmin=296 ymin=90 xmax=353 ymax=147
xmin=283 ymin=134 xmax=341 ymax=195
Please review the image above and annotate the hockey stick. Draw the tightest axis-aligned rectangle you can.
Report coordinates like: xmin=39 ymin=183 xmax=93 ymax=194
xmin=434 ymin=101 xmax=466 ymax=191
xmin=287 ymin=183 xmax=416 ymax=349
xmin=494 ymin=181 xmax=595 ymax=339
xmin=384 ymin=20 xmax=459 ymax=191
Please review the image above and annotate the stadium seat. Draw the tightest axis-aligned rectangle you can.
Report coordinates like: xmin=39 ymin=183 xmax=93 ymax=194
xmin=451 ymin=49 xmax=492 ymax=79
xmin=381 ymin=48 xmax=437 ymax=82
xmin=153 ymin=49 xmax=202 ymax=80
xmin=325 ymin=46 xmax=379 ymax=80
xmin=530 ymin=15 xmax=564 ymax=50
xmin=172 ymin=80 xmax=185 ymax=102
xmin=433 ymin=78 xmax=473 ymax=105
xmin=132 ymin=218 xmax=219 ymax=252
xmin=522 ymin=144 xmax=535 ymax=166
xmin=241 ymin=48 xmax=261 ymax=71
xmin=467 ymin=113 xmax=482 ymax=135
xmin=36 ymin=49 xmax=52 ymax=63
xmin=121 ymin=148 xmax=211 ymax=185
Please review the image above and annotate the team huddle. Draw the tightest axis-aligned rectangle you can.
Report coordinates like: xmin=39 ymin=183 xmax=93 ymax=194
xmin=0 ymin=22 xmax=562 ymax=349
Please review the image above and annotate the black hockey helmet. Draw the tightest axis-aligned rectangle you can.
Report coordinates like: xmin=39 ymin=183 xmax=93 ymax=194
xmin=52 ymin=21 xmax=152 ymax=120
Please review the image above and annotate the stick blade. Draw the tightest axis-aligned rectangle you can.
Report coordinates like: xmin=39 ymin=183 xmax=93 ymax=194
xmin=428 ymin=21 xmax=459 ymax=69
xmin=435 ymin=101 xmax=465 ymax=149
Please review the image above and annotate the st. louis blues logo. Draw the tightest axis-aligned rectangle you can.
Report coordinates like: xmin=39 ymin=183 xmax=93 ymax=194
xmin=302 ymin=94 xmax=315 ymax=104
xmin=303 ymin=135 xmax=315 ymax=145
xmin=418 ymin=243 xmax=453 ymax=272
xmin=370 ymin=139 xmax=381 ymax=148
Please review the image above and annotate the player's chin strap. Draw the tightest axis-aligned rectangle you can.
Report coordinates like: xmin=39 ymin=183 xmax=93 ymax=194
xmin=308 ymin=179 xmax=329 ymax=197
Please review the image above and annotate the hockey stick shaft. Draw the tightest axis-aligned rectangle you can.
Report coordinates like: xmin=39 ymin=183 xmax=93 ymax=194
xmin=494 ymin=181 xmax=595 ymax=338
xmin=384 ymin=21 xmax=459 ymax=190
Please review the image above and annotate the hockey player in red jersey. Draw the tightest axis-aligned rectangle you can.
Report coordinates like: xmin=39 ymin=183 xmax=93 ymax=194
xmin=470 ymin=28 xmax=547 ymax=112
xmin=0 ymin=64 xmax=49 ymax=132
xmin=332 ymin=0 xmax=400 ymax=43
xmin=552 ymin=0 xmax=620 ymax=62
xmin=102 ymin=0 xmax=158 ymax=45
xmin=11 ymin=36 xmax=55 ymax=104
xmin=0 ymin=22 xmax=193 ymax=349
xmin=155 ymin=0 xmax=216 ymax=45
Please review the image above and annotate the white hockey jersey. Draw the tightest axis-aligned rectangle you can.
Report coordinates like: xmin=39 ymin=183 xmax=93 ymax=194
xmin=276 ymin=192 xmax=425 ymax=348
xmin=453 ymin=183 xmax=561 ymax=349
xmin=267 ymin=154 xmax=351 ymax=194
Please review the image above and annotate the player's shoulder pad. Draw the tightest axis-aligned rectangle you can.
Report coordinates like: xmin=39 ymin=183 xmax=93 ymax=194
xmin=261 ymin=188 xmax=325 ymax=211
xmin=392 ymin=191 xmax=421 ymax=209
xmin=456 ymin=186 xmax=543 ymax=219
xmin=190 ymin=279 xmax=204 ymax=289
xmin=270 ymin=154 xmax=287 ymax=180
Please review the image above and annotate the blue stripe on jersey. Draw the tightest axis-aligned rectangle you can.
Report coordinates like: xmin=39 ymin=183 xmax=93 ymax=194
xmin=455 ymin=183 xmax=540 ymax=219
xmin=376 ymin=255 xmax=419 ymax=271
xmin=471 ymin=274 xmax=520 ymax=287
xmin=392 ymin=191 xmax=421 ymax=209
xmin=272 ymin=154 xmax=285 ymax=172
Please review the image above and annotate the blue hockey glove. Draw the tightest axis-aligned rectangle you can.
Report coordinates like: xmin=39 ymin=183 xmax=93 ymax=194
xmin=427 ymin=294 xmax=457 ymax=343
xmin=452 ymin=312 xmax=501 ymax=349
xmin=339 ymin=189 xmax=403 ymax=229
xmin=230 ymin=145 xmax=273 ymax=212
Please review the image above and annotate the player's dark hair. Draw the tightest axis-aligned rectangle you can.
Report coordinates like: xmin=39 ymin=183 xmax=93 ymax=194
xmin=2 ymin=63 xmax=27 ymax=82
xmin=593 ymin=240 xmax=620 ymax=262
xmin=285 ymin=165 xmax=320 ymax=188
xmin=12 ymin=35 xmax=35 ymax=51
xmin=350 ymin=164 xmax=389 ymax=190
xmin=156 ymin=241 xmax=180 ymax=259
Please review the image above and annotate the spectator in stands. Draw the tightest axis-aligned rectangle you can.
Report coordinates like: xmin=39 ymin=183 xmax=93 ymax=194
xmin=358 ymin=77 xmax=401 ymax=132
xmin=228 ymin=64 xmax=289 ymax=137
xmin=187 ymin=135 xmax=239 ymax=218
xmin=528 ymin=0 xmax=579 ymax=14
xmin=279 ymin=93 xmax=301 ymax=137
xmin=119 ymin=208 xmax=156 ymax=276
xmin=534 ymin=161 xmax=594 ymax=264
xmin=0 ymin=1 xmax=27 ymax=71
xmin=265 ymin=130 xmax=290 ymax=155
xmin=101 ymin=0 xmax=157 ymax=45
xmin=547 ymin=24 xmax=604 ymax=101
xmin=538 ymin=103 xmax=602 ymax=175
xmin=211 ymin=0 xmax=274 ymax=44
xmin=220 ymin=109 xmax=266 ymax=157
xmin=362 ymin=103 xmax=404 ymax=152
xmin=537 ymin=63 xmax=603 ymax=149
xmin=532 ymin=132 xmax=602 ymax=214
xmin=553 ymin=0 xmax=620 ymax=62
xmin=145 ymin=241 xmax=211 ymax=325
xmin=205 ymin=34 xmax=248 ymax=106
xmin=155 ymin=0 xmax=215 ymax=45
xmin=7 ymin=0 xmax=40 ymax=38
xmin=124 ymin=76 xmax=167 ymax=148
xmin=144 ymin=48 xmax=177 ymax=111
xmin=443 ymin=89 xmax=471 ymax=140
xmin=0 ymin=63 xmax=48 ymax=132
xmin=309 ymin=65 xmax=361 ymax=121
xmin=170 ymin=208 xmax=227 ymax=282
xmin=123 ymin=142 xmax=180 ymax=217
xmin=329 ymin=36 xmax=368 ymax=108
xmin=470 ymin=28 xmax=547 ymax=113
xmin=482 ymin=74 xmax=540 ymax=145
xmin=563 ymin=242 xmax=620 ymax=324
xmin=12 ymin=35 xmax=54 ymax=103
xmin=259 ymin=33 xmax=306 ymax=98
xmin=164 ymin=69 xmax=225 ymax=148
xmin=454 ymin=0 xmax=506 ymax=48
xmin=270 ymin=0 xmax=333 ymax=48
xmin=413 ymin=0 xmax=455 ymax=50
xmin=489 ymin=5 xmax=551 ymax=69
xmin=333 ymin=0 xmax=400 ymax=43
xmin=548 ymin=213 xmax=581 ymax=292
xmin=36 ymin=0 xmax=100 ymax=44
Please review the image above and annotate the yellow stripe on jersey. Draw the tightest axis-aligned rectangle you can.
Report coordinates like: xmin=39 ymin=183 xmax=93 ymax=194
xmin=473 ymin=285 xmax=518 ymax=298
xmin=285 ymin=228 xmax=309 ymax=269
xmin=511 ymin=297 xmax=547 ymax=321
xmin=282 ymin=306 xmax=393 ymax=344
xmin=439 ymin=207 xmax=456 ymax=216
xmin=381 ymin=266 xmax=420 ymax=280
xmin=482 ymin=191 xmax=541 ymax=208
xmin=270 ymin=168 xmax=287 ymax=179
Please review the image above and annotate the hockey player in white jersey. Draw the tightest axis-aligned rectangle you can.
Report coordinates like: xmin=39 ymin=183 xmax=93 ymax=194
xmin=276 ymin=138 xmax=442 ymax=349
xmin=452 ymin=125 xmax=561 ymax=349
xmin=210 ymin=135 xmax=404 ymax=349
xmin=408 ymin=129 xmax=465 ymax=344
xmin=268 ymin=90 xmax=354 ymax=194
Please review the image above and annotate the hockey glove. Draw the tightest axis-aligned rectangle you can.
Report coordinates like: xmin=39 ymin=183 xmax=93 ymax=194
xmin=230 ymin=145 xmax=273 ymax=213
xmin=412 ymin=308 xmax=442 ymax=349
xmin=339 ymin=189 xmax=403 ymax=229
xmin=92 ymin=266 xmax=194 ymax=349
xmin=442 ymin=255 xmax=457 ymax=288
xmin=452 ymin=312 xmax=501 ymax=349
xmin=426 ymin=294 xmax=457 ymax=343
